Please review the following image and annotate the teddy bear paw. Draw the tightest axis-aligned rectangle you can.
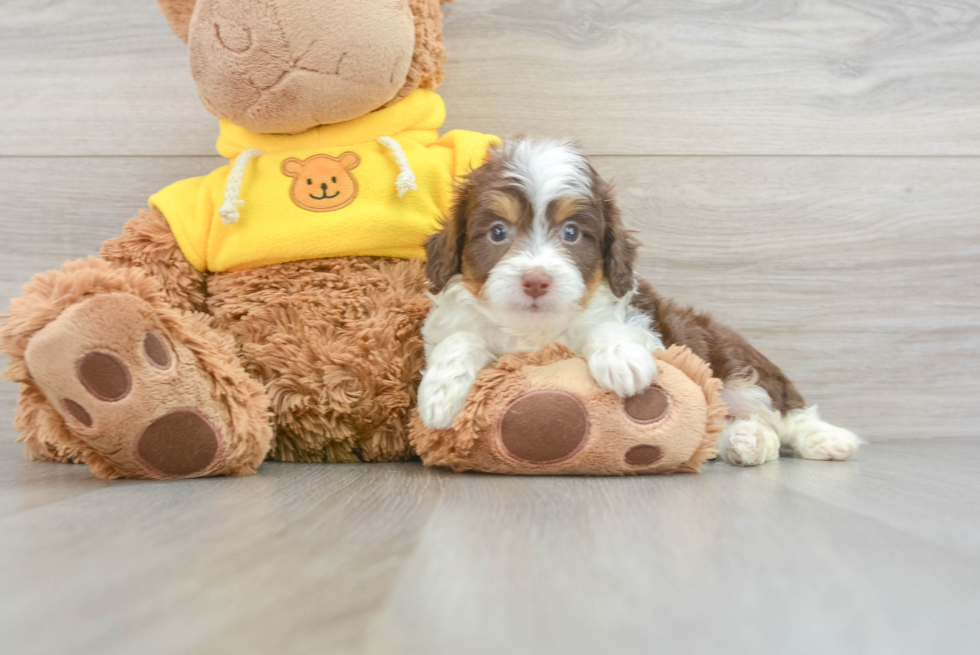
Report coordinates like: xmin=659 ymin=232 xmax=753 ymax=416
xmin=25 ymin=293 xmax=226 ymax=479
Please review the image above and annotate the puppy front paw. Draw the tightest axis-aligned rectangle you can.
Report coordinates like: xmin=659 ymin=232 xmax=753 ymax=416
xmin=588 ymin=343 xmax=659 ymax=398
xmin=418 ymin=369 xmax=474 ymax=430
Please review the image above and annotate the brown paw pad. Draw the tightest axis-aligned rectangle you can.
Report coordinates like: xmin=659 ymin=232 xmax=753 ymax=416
xmin=625 ymin=445 xmax=664 ymax=467
xmin=500 ymin=390 xmax=589 ymax=464
xmin=624 ymin=386 xmax=670 ymax=424
xmin=62 ymin=399 xmax=93 ymax=428
xmin=77 ymin=352 xmax=131 ymax=402
xmin=137 ymin=410 xmax=220 ymax=478
xmin=143 ymin=331 xmax=172 ymax=370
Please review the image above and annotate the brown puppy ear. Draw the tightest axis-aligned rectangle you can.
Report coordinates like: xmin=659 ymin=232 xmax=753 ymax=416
xmin=597 ymin=176 xmax=639 ymax=297
xmin=158 ymin=0 xmax=198 ymax=42
xmin=425 ymin=179 xmax=471 ymax=293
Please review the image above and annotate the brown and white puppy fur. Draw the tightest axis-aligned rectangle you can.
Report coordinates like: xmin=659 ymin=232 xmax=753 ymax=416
xmin=420 ymin=139 xmax=858 ymax=466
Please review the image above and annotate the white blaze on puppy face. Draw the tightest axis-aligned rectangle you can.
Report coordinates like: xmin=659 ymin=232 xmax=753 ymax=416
xmin=481 ymin=139 xmax=596 ymax=315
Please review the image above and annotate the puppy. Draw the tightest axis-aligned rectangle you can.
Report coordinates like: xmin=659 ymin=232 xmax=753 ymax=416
xmin=418 ymin=139 xmax=858 ymax=466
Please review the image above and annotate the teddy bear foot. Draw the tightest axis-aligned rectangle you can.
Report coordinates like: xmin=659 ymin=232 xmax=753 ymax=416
xmin=497 ymin=387 xmax=674 ymax=473
xmin=23 ymin=293 xmax=269 ymax=479
xmin=411 ymin=345 xmax=728 ymax=476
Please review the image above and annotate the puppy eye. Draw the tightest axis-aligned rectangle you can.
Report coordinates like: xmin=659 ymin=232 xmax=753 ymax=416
xmin=332 ymin=177 xmax=337 ymax=183
xmin=562 ymin=222 xmax=581 ymax=243
xmin=307 ymin=179 xmax=313 ymax=185
xmin=488 ymin=222 xmax=510 ymax=244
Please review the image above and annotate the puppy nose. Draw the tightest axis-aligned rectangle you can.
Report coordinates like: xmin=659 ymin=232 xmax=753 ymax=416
xmin=521 ymin=268 xmax=553 ymax=299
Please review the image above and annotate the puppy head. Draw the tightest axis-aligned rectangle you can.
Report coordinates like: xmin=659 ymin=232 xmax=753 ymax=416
xmin=426 ymin=139 xmax=638 ymax=315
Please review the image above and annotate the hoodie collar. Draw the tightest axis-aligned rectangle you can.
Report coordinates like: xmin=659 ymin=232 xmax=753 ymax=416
xmin=215 ymin=90 xmax=447 ymax=159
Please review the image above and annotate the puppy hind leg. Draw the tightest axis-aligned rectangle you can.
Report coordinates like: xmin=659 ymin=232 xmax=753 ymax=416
xmin=769 ymin=406 xmax=860 ymax=461
xmin=720 ymin=375 xmax=859 ymax=463
xmin=717 ymin=376 xmax=781 ymax=467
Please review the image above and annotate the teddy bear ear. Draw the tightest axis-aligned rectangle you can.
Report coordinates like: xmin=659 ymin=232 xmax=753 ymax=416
xmin=157 ymin=0 xmax=198 ymax=43
xmin=339 ymin=153 xmax=361 ymax=170
xmin=281 ymin=158 xmax=303 ymax=178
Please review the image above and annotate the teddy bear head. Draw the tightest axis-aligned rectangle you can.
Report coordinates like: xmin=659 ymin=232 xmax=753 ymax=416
xmin=157 ymin=0 xmax=453 ymax=135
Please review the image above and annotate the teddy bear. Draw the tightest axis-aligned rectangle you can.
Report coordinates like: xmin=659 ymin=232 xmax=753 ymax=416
xmin=0 ymin=0 xmax=500 ymax=479
xmin=2 ymin=0 xmax=727 ymax=481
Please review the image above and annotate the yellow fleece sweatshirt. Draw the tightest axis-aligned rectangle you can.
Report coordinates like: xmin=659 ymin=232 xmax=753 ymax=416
xmin=149 ymin=90 xmax=500 ymax=273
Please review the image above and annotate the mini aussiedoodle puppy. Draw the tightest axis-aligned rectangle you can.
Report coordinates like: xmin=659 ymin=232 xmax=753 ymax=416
xmin=417 ymin=139 xmax=858 ymax=466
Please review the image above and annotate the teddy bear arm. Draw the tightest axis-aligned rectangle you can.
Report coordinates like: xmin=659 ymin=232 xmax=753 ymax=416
xmin=99 ymin=208 xmax=208 ymax=314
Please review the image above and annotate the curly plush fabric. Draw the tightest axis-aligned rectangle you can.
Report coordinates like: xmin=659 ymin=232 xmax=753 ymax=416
xmin=388 ymin=0 xmax=453 ymax=105
xmin=100 ymin=209 xmax=208 ymax=313
xmin=207 ymin=257 xmax=431 ymax=463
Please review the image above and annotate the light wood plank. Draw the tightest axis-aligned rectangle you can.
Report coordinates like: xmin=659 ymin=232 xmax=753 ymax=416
xmin=0 ymin=440 xmax=978 ymax=654
xmin=2 ymin=0 xmax=979 ymax=156
xmin=3 ymin=155 xmax=978 ymax=441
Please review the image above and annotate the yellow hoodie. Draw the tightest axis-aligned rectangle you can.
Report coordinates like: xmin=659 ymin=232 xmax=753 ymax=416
xmin=150 ymin=90 xmax=500 ymax=273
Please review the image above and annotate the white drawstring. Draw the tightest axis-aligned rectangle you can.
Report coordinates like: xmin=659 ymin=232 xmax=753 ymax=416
xmin=377 ymin=136 xmax=417 ymax=198
xmin=218 ymin=149 xmax=264 ymax=224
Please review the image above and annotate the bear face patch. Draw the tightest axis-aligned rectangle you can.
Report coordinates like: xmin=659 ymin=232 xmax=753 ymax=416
xmin=281 ymin=153 xmax=361 ymax=212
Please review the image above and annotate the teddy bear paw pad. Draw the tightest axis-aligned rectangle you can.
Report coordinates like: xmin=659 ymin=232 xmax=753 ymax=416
xmin=624 ymin=444 xmax=664 ymax=466
xmin=499 ymin=390 xmax=590 ymax=463
xmin=623 ymin=386 xmax=670 ymax=424
xmin=77 ymin=352 xmax=132 ymax=401
xmin=137 ymin=410 xmax=220 ymax=477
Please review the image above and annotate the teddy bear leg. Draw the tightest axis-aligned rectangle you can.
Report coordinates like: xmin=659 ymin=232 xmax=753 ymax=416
xmin=20 ymin=292 xmax=272 ymax=480
xmin=2 ymin=260 xmax=273 ymax=480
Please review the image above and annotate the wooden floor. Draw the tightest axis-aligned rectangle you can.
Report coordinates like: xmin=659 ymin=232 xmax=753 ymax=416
xmin=2 ymin=1 xmax=980 ymax=653
xmin=1 ymin=437 xmax=978 ymax=655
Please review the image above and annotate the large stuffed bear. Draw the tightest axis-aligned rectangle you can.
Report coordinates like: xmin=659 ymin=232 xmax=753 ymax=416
xmin=0 ymin=0 xmax=500 ymax=479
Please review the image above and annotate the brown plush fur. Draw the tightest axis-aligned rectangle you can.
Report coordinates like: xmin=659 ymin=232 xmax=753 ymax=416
xmin=410 ymin=344 xmax=727 ymax=476
xmin=100 ymin=209 xmax=208 ymax=314
xmin=207 ymin=257 xmax=431 ymax=463
xmin=389 ymin=0 xmax=453 ymax=104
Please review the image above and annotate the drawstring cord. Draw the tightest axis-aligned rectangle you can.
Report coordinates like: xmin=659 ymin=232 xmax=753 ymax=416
xmin=377 ymin=136 xmax=417 ymax=198
xmin=218 ymin=149 xmax=264 ymax=225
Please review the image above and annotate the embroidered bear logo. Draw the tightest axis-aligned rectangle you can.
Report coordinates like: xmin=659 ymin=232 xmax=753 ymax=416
xmin=281 ymin=153 xmax=361 ymax=212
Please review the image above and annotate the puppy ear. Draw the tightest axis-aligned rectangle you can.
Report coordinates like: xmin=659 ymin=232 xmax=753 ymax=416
xmin=425 ymin=179 xmax=471 ymax=294
xmin=157 ymin=0 xmax=198 ymax=42
xmin=598 ymin=177 xmax=639 ymax=297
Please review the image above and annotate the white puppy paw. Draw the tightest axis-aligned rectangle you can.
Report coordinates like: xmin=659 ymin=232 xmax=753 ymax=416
xmin=588 ymin=343 xmax=659 ymax=398
xmin=719 ymin=418 xmax=780 ymax=467
xmin=418 ymin=369 xmax=475 ymax=430
xmin=794 ymin=421 xmax=859 ymax=461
